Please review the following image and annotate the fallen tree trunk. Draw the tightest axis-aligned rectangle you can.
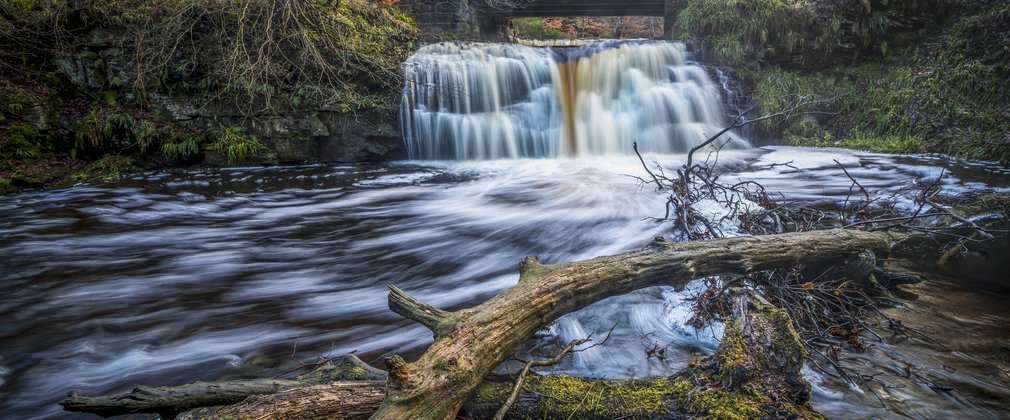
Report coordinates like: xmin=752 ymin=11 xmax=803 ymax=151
xmin=63 ymin=228 xmax=913 ymax=419
xmin=62 ymin=380 xmax=305 ymax=419
xmin=369 ymin=228 xmax=909 ymax=419
xmin=61 ymin=354 xmax=386 ymax=418
xmin=218 ymin=292 xmax=824 ymax=420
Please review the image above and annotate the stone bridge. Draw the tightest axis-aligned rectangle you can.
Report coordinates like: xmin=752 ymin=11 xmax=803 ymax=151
xmin=399 ymin=0 xmax=682 ymax=40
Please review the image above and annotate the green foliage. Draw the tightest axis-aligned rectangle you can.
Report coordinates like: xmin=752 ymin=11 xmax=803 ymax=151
xmin=0 ymin=0 xmax=132 ymax=59
xmin=839 ymin=6 xmax=1008 ymax=161
xmin=838 ymin=131 xmax=923 ymax=154
xmin=0 ymin=0 xmax=420 ymax=179
xmin=125 ymin=0 xmax=416 ymax=112
xmin=750 ymin=0 xmax=1009 ymax=163
xmin=207 ymin=126 xmax=265 ymax=163
xmin=782 ymin=115 xmax=835 ymax=147
xmin=0 ymin=85 xmax=39 ymax=117
xmin=679 ymin=0 xmax=810 ymax=64
xmin=161 ymin=131 xmax=203 ymax=161
xmin=710 ymin=34 xmax=745 ymax=67
xmin=678 ymin=0 xmax=956 ymax=68
xmin=511 ymin=17 xmax=566 ymax=39
xmin=74 ymin=108 xmax=135 ymax=149
xmin=135 ymin=120 xmax=160 ymax=153
xmin=753 ymin=67 xmax=849 ymax=133
xmin=0 ymin=123 xmax=42 ymax=169
xmin=74 ymin=109 xmax=102 ymax=148
xmin=69 ymin=154 xmax=136 ymax=183
xmin=1 ymin=0 xmax=417 ymax=113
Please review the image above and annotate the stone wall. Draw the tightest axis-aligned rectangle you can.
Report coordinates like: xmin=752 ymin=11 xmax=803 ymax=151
xmin=399 ymin=0 xmax=506 ymax=40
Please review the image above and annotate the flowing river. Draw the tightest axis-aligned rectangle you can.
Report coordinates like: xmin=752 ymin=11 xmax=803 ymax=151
xmin=2 ymin=41 xmax=1010 ymax=419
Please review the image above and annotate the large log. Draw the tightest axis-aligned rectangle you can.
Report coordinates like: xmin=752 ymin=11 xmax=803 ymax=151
xmin=61 ymin=380 xmax=309 ymax=418
xmin=62 ymin=228 xmax=912 ymax=419
xmin=60 ymin=354 xmax=386 ymax=418
xmin=369 ymin=228 xmax=908 ymax=419
xmin=211 ymin=230 xmax=900 ymax=420
xmin=217 ymin=293 xmax=823 ymax=419
xmin=215 ymin=381 xmax=387 ymax=419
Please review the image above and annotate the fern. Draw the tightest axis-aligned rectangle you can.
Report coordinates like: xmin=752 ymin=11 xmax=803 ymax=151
xmin=162 ymin=132 xmax=202 ymax=160
xmin=208 ymin=126 xmax=266 ymax=163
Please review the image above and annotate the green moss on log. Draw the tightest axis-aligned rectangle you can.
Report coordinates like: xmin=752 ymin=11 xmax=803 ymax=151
xmin=665 ymin=302 xmax=819 ymax=420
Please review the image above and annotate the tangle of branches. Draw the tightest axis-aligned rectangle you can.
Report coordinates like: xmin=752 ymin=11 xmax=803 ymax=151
xmin=632 ymin=96 xmax=1002 ymax=409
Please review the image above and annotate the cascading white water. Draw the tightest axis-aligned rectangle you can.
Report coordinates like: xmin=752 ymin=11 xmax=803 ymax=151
xmin=400 ymin=43 xmax=562 ymax=160
xmin=401 ymin=41 xmax=750 ymax=160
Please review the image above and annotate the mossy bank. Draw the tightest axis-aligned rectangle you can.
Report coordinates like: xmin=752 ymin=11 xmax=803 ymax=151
xmin=675 ymin=0 xmax=1008 ymax=163
xmin=0 ymin=0 xmax=417 ymax=195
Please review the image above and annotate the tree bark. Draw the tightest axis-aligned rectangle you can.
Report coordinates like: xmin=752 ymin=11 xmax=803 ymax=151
xmin=215 ymin=381 xmax=387 ymax=419
xmin=60 ymin=354 xmax=385 ymax=418
xmin=61 ymin=380 xmax=307 ymax=418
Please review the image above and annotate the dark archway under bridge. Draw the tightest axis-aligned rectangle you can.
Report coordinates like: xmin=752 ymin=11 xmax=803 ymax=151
xmin=399 ymin=0 xmax=685 ymax=40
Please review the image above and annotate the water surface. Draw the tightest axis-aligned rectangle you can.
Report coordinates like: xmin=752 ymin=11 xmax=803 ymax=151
xmin=1 ymin=147 xmax=1008 ymax=418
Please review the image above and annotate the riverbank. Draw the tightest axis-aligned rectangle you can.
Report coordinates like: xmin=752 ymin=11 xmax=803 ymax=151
xmin=678 ymin=0 xmax=1009 ymax=162
xmin=0 ymin=0 xmax=416 ymax=195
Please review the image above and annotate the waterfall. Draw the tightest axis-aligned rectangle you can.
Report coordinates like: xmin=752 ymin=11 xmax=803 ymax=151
xmin=401 ymin=41 xmax=750 ymax=160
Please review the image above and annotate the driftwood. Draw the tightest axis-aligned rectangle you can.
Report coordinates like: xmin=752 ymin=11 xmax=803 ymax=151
xmin=63 ymin=228 xmax=913 ymax=419
xmin=60 ymin=354 xmax=386 ymax=418
xmin=62 ymin=380 xmax=309 ymax=418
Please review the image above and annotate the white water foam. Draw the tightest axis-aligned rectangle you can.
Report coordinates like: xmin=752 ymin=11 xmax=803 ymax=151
xmin=401 ymin=41 xmax=750 ymax=160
